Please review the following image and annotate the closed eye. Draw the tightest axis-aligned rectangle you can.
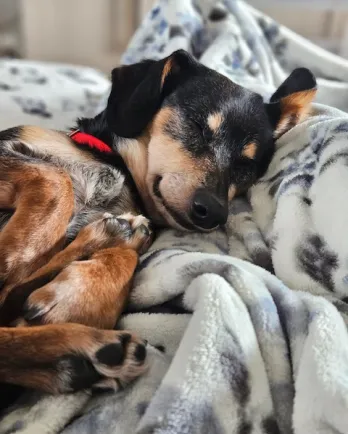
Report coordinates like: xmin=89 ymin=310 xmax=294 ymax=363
xmin=191 ymin=119 xmax=211 ymax=142
xmin=192 ymin=119 xmax=204 ymax=134
xmin=231 ymin=161 xmax=257 ymax=190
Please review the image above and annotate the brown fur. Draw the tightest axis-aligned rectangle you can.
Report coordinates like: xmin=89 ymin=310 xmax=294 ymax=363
xmin=20 ymin=126 xmax=96 ymax=162
xmin=0 ymin=161 xmax=74 ymax=290
xmin=275 ymin=89 xmax=316 ymax=138
xmin=148 ymin=107 xmax=212 ymax=213
xmin=242 ymin=142 xmax=257 ymax=159
xmin=5 ymin=213 xmax=150 ymax=327
xmin=0 ymin=182 xmax=15 ymax=208
xmin=0 ymin=324 xmax=146 ymax=392
xmin=117 ymin=134 xmax=150 ymax=203
xmin=0 ymin=54 xmax=317 ymax=397
xmin=0 ymin=157 xmax=151 ymax=394
xmin=14 ymin=214 xmax=149 ymax=328
xmin=22 ymin=247 xmax=137 ymax=329
xmin=161 ymin=58 xmax=174 ymax=88
xmin=207 ymin=112 xmax=223 ymax=132
xmin=152 ymin=106 xmax=214 ymax=176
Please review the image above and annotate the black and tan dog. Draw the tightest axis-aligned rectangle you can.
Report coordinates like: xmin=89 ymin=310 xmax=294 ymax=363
xmin=0 ymin=50 xmax=316 ymax=396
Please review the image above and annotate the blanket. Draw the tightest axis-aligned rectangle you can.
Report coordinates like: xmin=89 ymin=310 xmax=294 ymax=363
xmin=0 ymin=58 xmax=110 ymax=131
xmin=1 ymin=1 xmax=348 ymax=433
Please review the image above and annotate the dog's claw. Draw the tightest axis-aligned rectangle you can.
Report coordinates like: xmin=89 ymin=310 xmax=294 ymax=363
xmin=23 ymin=304 xmax=42 ymax=321
xmin=139 ymin=224 xmax=150 ymax=237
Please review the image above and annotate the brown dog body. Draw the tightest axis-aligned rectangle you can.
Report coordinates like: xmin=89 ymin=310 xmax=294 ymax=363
xmin=0 ymin=139 xmax=151 ymax=397
xmin=0 ymin=50 xmax=317 ymax=401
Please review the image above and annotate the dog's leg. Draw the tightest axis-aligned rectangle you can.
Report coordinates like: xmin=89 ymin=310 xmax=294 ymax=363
xmin=23 ymin=247 xmax=138 ymax=329
xmin=0 ymin=159 xmax=74 ymax=289
xmin=0 ymin=323 xmax=147 ymax=393
xmin=2 ymin=213 xmax=152 ymax=327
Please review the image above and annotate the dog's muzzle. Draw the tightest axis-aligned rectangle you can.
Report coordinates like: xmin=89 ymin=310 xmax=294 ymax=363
xmin=190 ymin=190 xmax=228 ymax=230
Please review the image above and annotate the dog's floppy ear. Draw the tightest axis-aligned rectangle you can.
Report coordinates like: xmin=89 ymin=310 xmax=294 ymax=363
xmin=106 ymin=50 xmax=198 ymax=138
xmin=266 ymin=68 xmax=317 ymax=139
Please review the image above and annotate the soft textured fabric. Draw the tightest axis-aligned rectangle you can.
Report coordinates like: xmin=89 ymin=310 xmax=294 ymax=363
xmin=1 ymin=1 xmax=348 ymax=433
xmin=0 ymin=59 xmax=110 ymax=130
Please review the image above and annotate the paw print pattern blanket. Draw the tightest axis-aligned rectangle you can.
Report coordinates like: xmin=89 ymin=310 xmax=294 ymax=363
xmin=2 ymin=1 xmax=348 ymax=433
xmin=0 ymin=60 xmax=110 ymax=131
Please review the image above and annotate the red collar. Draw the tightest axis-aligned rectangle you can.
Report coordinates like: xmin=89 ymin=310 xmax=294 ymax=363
xmin=69 ymin=129 xmax=112 ymax=154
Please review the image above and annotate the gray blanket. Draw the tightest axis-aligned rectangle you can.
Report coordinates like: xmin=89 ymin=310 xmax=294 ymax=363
xmin=2 ymin=1 xmax=348 ymax=433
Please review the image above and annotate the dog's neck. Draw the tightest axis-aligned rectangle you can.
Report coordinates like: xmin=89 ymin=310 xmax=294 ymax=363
xmin=76 ymin=111 xmax=158 ymax=222
xmin=76 ymin=111 xmax=115 ymax=149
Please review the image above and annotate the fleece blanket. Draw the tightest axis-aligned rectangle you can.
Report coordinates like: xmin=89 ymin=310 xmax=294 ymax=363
xmin=2 ymin=1 xmax=348 ymax=433
xmin=0 ymin=58 xmax=109 ymax=131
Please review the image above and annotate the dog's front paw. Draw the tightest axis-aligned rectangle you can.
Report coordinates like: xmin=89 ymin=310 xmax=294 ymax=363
xmin=116 ymin=213 xmax=153 ymax=254
xmin=74 ymin=213 xmax=153 ymax=253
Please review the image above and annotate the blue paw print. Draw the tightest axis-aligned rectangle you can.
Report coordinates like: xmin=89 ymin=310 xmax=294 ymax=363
xmin=151 ymin=6 xmax=161 ymax=20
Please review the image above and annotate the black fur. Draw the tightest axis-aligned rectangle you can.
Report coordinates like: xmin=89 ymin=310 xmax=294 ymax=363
xmin=0 ymin=51 xmax=317 ymax=411
xmin=75 ymin=51 xmax=316 ymax=230
xmin=0 ymin=126 xmax=21 ymax=142
xmin=60 ymin=355 xmax=102 ymax=391
xmin=266 ymin=68 xmax=316 ymax=131
xmin=106 ymin=50 xmax=201 ymax=138
xmin=0 ymin=51 xmax=317 ymax=237
xmin=270 ymin=68 xmax=316 ymax=102
xmin=105 ymin=52 xmax=315 ymax=203
xmin=0 ymin=270 xmax=61 ymax=326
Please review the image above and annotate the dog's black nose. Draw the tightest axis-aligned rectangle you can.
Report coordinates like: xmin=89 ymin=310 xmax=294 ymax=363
xmin=191 ymin=191 xmax=228 ymax=230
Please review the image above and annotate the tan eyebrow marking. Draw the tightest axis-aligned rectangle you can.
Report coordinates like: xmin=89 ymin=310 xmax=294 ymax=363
xmin=207 ymin=112 xmax=224 ymax=132
xmin=242 ymin=142 xmax=257 ymax=159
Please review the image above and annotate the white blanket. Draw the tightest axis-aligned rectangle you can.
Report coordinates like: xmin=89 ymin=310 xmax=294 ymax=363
xmin=0 ymin=58 xmax=109 ymax=131
xmin=1 ymin=1 xmax=348 ymax=433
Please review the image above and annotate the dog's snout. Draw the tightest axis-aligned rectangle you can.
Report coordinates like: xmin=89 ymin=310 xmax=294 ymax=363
xmin=190 ymin=190 xmax=228 ymax=230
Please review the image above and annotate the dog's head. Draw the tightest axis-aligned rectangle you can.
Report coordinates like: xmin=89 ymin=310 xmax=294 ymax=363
xmin=107 ymin=50 xmax=316 ymax=231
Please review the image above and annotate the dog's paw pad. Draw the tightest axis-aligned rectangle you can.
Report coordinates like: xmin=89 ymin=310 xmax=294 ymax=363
xmin=57 ymin=355 xmax=102 ymax=391
xmin=95 ymin=342 xmax=126 ymax=366
xmin=91 ymin=332 xmax=148 ymax=384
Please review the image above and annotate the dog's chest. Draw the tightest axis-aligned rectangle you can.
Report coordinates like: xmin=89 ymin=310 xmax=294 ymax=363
xmin=70 ymin=162 xmax=125 ymax=209
xmin=65 ymin=161 xmax=136 ymax=240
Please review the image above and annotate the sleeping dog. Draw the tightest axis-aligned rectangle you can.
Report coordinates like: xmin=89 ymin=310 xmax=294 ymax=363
xmin=0 ymin=50 xmax=316 ymax=395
